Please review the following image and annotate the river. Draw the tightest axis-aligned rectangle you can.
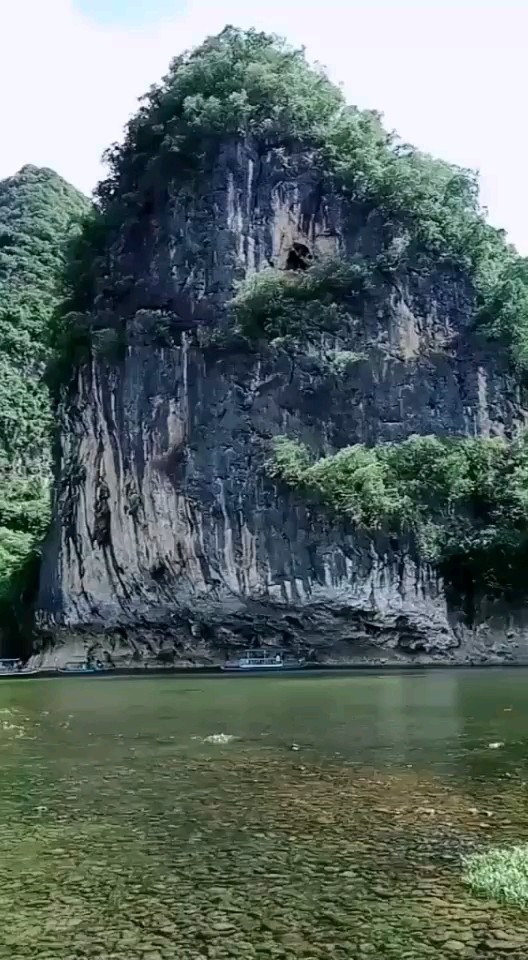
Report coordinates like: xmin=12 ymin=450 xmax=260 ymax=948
xmin=0 ymin=670 xmax=527 ymax=958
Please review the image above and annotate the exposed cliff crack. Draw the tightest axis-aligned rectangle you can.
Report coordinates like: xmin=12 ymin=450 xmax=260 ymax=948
xmin=60 ymin=409 xmax=92 ymax=613
xmin=90 ymin=436 xmax=132 ymax=607
xmin=252 ymin=153 xmax=264 ymax=213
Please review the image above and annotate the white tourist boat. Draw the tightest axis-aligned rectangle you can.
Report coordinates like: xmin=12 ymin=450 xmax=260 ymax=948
xmin=221 ymin=650 xmax=306 ymax=672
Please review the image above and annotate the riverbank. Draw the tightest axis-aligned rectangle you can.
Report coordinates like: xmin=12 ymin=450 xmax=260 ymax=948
xmin=3 ymin=659 xmax=528 ymax=681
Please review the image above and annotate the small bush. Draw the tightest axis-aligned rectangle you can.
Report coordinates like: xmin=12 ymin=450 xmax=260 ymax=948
xmin=462 ymin=845 xmax=528 ymax=907
xmin=231 ymin=256 xmax=369 ymax=341
xmin=92 ymin=327 xmax=127 ymax=361
xmin=327 ymin=349 xmax=366 ymax=374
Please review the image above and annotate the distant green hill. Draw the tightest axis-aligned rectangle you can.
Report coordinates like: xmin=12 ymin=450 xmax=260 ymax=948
xmin=0 ymin=165 xmax=88 ymax=649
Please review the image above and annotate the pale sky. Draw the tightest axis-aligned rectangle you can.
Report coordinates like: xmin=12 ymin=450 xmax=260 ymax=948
xmin=1 ymin=0 xmax=527 ymax=251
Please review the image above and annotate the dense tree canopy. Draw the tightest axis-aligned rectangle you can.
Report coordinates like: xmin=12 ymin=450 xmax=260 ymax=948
xmin=0 ymin=165 xmax=87 ymax=636
xmin=96 ymin=27 xmax=343 ymax=210
xmin=271 ymin=435 xmax=528 ymax=598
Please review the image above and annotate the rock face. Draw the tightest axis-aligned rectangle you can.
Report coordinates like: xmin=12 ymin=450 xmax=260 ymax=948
xmin=35 ymin=140 xmax=528 ymax=666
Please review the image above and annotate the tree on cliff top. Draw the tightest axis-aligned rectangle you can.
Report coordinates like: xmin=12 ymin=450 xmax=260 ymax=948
xmin=93 ymin=24 xmax=492 ymax=268
xmin=0 ymin=165 xmax=88 ymax=644
xmin=96 ymin=26 xmax=347 ymax=208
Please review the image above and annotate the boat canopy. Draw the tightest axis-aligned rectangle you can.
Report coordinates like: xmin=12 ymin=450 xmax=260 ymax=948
xmin=239 ymin=652 xmax=283 ymax=663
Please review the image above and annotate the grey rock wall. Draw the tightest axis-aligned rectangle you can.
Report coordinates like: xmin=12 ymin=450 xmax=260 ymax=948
xmin=35 ymin=139 xmax=528 ymax=667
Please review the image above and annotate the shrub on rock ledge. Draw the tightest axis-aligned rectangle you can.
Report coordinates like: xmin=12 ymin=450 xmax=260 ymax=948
xmin=269 ymin=433 xmax=528 ymax=599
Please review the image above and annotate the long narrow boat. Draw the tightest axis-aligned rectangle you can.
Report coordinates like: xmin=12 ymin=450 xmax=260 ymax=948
xmin=57 ymin=661 xmax=108 ymax=676
xmin=221 ymin=651 xmax=306 ymax=672
xmin=0 ymin=658 xmax=39 ymax=678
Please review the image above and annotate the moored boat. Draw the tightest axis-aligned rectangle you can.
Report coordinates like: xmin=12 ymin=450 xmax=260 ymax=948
xmin=58 ymin=660 xmax=108 ymax=675
xmin=0 ymin=658 xmax=39 ymax=678
xmin=221 ymin=651 xmax=305 ymax=672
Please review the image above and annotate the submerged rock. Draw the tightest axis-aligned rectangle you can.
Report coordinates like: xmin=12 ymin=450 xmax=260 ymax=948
xmin=202 ymin=734 xmax=237 ymax=744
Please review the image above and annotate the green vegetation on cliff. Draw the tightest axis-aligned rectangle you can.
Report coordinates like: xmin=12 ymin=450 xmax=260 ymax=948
xmin=231 ymin=256 xmax=370 ymax=341
xmin=96 ymin=28 xmax=343 ymax=208
xmin=0 ymin=165 xmax=87 ymax=639
xmin=73 ymin=26 xmax=528 ymax=367
xmin=270 ymin=434 xmax=528 ymax=597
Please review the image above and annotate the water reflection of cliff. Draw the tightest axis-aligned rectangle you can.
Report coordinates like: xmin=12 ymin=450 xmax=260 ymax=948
xmin=358 ymin=672 xmax=461 ymax=769
xmin=281 ymin=673 xmax=462 ymax=771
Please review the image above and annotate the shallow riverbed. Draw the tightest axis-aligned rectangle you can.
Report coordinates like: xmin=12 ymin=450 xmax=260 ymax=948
xmin=1 ymin=670 xmax=527 ymax=958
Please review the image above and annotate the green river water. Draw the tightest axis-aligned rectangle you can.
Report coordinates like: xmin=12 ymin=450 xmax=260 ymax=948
xmin=0 ymin=670 xmax=527 ymax=959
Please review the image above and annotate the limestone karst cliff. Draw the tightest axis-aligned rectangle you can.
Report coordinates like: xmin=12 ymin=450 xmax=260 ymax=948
xmin=33 ymin=28 xmax=528 ymax=666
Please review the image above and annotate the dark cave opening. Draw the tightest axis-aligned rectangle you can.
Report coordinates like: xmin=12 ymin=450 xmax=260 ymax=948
xmin=285 ymin=241 xmax=312 ymax=271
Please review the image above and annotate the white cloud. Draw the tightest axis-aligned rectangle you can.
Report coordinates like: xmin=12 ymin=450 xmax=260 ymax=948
xmin=1 ymin=0 xmax=527 ymax=250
